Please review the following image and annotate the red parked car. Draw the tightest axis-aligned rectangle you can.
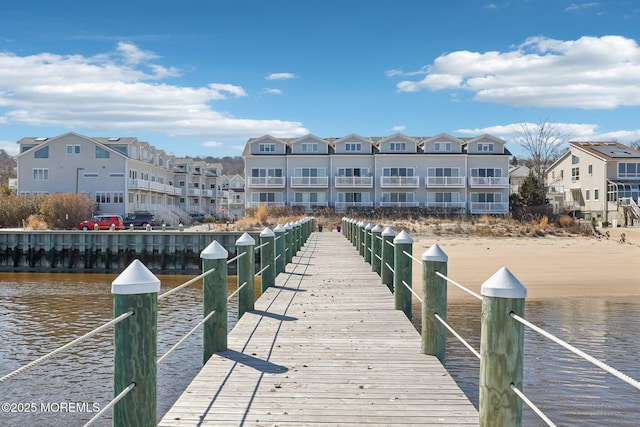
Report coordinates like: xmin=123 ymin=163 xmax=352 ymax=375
xmin=78 ymin=215 xmax=125 ymax=230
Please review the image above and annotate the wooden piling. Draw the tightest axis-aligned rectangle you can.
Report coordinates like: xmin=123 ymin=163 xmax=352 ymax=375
xmin=236 ymin=233 xmax=256 ymax=319
xmin=274 ymin=224 xmax=286 ymax=275
xmin=422 ymin=244 xmax=448 ymax=365
xmin=381 ymin=227 xmax=395 ymax=292
xmin=200 ymin=240 xmax=229 ymax=363
xmin=371 ymin=224 xmax=383 ymax=275
xmin=260 ymin=227 xmax=275 ymax=291
xmin=393 ymin=230 xmax=413 ymax=319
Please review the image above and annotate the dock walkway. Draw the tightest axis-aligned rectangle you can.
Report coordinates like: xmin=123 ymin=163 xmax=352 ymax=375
xmin=159 ymin=231 xmax=478 ymax=426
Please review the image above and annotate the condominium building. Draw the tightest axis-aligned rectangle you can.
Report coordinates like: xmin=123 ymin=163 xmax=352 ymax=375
xmin=243 ymin=133 xmax=511 ymax=215
xmin=546 ymin=141 xmax=640 ymax=223
xmin=220 ymin=174 xmax=245 ymax=219
xmin=16 ymin=132 xmax=223 ymax=224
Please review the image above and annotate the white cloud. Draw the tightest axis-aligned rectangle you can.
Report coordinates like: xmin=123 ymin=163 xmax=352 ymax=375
xmin=0 ymin=43 xmax=307 ymax=141
xmin=0 ymin=140 xmax=18 ymax=156
xmin=392 ymin=125 xmax=406 ymax=132
xmin=564 ymin=3 xmax=600 ymax=12
xmin=264 ymin=88 xmax=283 ymax=95
xmin=202 ymin=141 xmax=223 ymax=148
xmin=265 ymin=72 xmax=297 ymax=80
xmin=394 ymin=35 xmax=640 ymax=109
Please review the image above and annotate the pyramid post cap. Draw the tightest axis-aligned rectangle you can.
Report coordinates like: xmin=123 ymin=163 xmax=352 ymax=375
xmin=112 ymin=259 xmax=160 ymax=295
xmin=422 ymin=244 xmax=448 ymax=262
xmin=200 ymin=240 xmax=229 ymax=259
xmin=236 ymin=232 xmax=256 ymax=246
xmin=393 ymin=230 xmax=414 ymax=244
xmin=481 ymin=267 xmax=527 ymax=299
xmin=260 ymin=227 xmax=275 ymax=237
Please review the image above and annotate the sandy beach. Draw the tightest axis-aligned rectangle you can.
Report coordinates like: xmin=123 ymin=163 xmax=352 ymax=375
xmin=409 ymin=226 xmax=640 ymax=302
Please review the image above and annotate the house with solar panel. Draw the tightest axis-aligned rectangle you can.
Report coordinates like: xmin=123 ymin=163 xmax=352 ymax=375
xmin=545 ymin=141 xmax=640 ymax=225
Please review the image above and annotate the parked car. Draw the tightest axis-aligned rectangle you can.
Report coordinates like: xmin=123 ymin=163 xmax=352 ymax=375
xmin=78 ymin=215 xmax=125 ymax=231
xmin=123 ymin=213 xmax=158 ymax=228
xmin=189 ymin=213 xmax=205 ymax=223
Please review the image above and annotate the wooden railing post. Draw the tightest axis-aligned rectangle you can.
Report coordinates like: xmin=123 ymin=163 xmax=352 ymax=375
xmin=349 ymin=218 xmax=356 ymax=246
xmin=285 ymin=223 xmax=294 ymax=264
xmin=364 ymin=223 xmax=373 ymax=265
xmin=112 ymin=260 xmax=159 ymax=427
xmin=260 ymin=227 xmax=275 ymax=292
xmin=371 ymin=225 xmax=383 ymax=275
xmin=200 ymin=240 xmax=228 ymax=363
xmin=236 ymin=232 xmax=255 ymax=319
xmin=358 ymin=221 xmax=366 ymax=257
xmin=422 ymin=244 xmax=448 ymax=365
xmin=381 ymin=227 xmax=396 ymax=293
xmin=274 ymin=224 xmax=286 ymax=275
xmin=479 ymin=267 xmax=527 ymax=427
xmin=393 ymin=230 xmax=413 ymax=319
xmin=295 ymin=220 xmax=302 ymax=253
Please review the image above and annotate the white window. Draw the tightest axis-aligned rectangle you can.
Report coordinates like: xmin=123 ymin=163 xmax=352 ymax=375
xmin=66 ymin=144 xmax=81 ymax=154
xmin=294 ymin=168 xmax=327 ymax=177
xmin=95 ymin=146 xmax=110 ymax=158
xmin=252 ymin=168 xmax=283 ymax=177
xmin=382 ymin=192 xmax=414 ymax=202
xmin=471 ymin=168 xmax=502 ymax=177
xmin=251 ymin=192 xmax=283 ymax=203
xmin=471 ymin=193 xmax=503 ymax=203
xmin=585 ymin=189 xmax=590 ymax=201
xmin=259 ymin=143 xmax=276 ymax=153
xmin=33 ymin=168 xmax=49 ymax=180
xmin=428 ymin=167 xmax=460 ymax=177
xmin=345 ymin=143 xmax=362 ymax=152
xmin=428 ymin=192 xmax=461 ymax=203
xmin=594 ymin=189 xmax=599 ymax=201
xmin=477 ymin=143 xmax=494 ymax=152
xmin=302 ymin=143 xmax=318 ymax=153
xmin=382 ymin=167 xmax=414 ymax=176
xmin=113 ymin=192 xmax=124 ymax=203
xmin=95 ymin=192 xmax=111 ymax=203
xmin=389 ymin=142 xmax=406 ymax=151
xmin=337 ymin=167 xmax=369 ymax=177
xmin=337 ymin=192 xmax=369 ymax=202
xmin=435 ymin=142 xmax=451 ymax=151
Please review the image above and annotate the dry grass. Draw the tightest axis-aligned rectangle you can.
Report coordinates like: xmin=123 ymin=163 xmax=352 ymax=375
xmin=23 ymin=214 xmax=48 ymax=230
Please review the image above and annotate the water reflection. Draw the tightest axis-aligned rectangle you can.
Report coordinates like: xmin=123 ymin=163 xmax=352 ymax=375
xmin=0 ymin=272 xmax=238 ymax=427
xmin=413 ymin=297 xmax=640 ymax=426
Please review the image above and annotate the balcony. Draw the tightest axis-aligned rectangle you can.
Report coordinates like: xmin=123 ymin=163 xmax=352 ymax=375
xmin=290 ymin=176 xmax=329 ymax=188
xmin=424 ymin=201 xmax=466 ymax=209
xmin=380 ymin=176 xmax=419 ymax=188
xmin=334 ymin=201 xmax=374 ymax=212
xmin=290 ymin=201 xmax=329 ymax=211
xmin=248 ymin=177 xmax=286 ymax=188
xmin=379 ymin=201 xmax=420 ymax=208
xmin=468 ymin=176 xmax=509 ymax=187
xmin=425 ymin=176 xmax=466 ymax=188
xmin=187 ymin=188 xmax=201 ymax=196
xmin=334 ymin=176 xmax=373 ymax=188
xmin=201 ymin=189 xmax=215 ymax=197
xmin=247 ymin=201 xmax=286 ymax=208
xmin=128 ymin=178 xmax=150 ymax=190
xmin=469 ymin=202 xmax=509 ymax=214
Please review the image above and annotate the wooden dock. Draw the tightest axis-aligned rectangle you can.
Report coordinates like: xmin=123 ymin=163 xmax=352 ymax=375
xmin=159 ymin=231 xmax=478 ymax=426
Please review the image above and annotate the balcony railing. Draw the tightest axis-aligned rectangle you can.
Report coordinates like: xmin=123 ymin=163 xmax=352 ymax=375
xmin=247 ymin=201 xmax=286 ymax=208
xmin=248 ymin=177 xmax=286 ymax=188
xmin=334 ymin=176 xmax=373 ymax=188
xmin=128 ymin=178 xmax=150 ymax=190
xmin=334 ymin=201 xmax=373 ymax=212
xmin=290 ymin=201 xmax=329 ymax=211
xmin=424 ymin=201 xmax=466 ymax=209
xmin=425 ymin=176 xmax=466 ymax=187
xmin=380 ymin=176 xmax=419 ymax=188
xmin=290 ymin=176 xmax=329 ymax=188
xmin=187 ymin=188 xmax=201 ymax=196
xmin=469 ymin=202 xmax=509 ymax=214
xmin=468 ymin=177 xmax=509 ymax=187
xmin=379 ymin=201 xmax=420 ymax=207
xmin=129 ymin=179 xmax=184 ymax=196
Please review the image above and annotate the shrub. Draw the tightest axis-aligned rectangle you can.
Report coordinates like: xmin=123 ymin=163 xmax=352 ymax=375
xmin=0 ymin=193 xmax=46 ymax=228
xmin=256 ymin=204 xmax=269 ymax=225
xmin=40 ymin=193 xmax=96 ymax=229
xmin=540 ymin=216 xmax=549 ymax=230
xmin=558 ymin=215 xmax=573 ymax=228
xmin=24 ymin=214 xmax=48 ymax=230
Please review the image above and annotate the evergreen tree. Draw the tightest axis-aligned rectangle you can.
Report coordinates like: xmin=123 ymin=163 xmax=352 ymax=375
xmin=519 ymin=171 xmax=547 ymax=206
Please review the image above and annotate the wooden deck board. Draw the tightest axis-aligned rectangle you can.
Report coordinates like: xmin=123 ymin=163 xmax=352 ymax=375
xmin=159 ymin=231 xmax=478 ymax=426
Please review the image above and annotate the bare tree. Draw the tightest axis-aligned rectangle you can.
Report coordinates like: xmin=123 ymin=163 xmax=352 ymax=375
xmin=515 ymin=118 xmax=570 ymax=184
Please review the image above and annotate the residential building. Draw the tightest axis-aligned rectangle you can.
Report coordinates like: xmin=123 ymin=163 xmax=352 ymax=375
xmin=16 ymin=132 xmax=223 ymax=224
xmin=508 ymin=165 xmax=531 ymax=195
xmin=219 ymin=174 xmax=245 ymax=218
xmin=545 ymin=141 xmax=640 ymax=224
xmin=243 ymin=133 xmax=511 ymax=215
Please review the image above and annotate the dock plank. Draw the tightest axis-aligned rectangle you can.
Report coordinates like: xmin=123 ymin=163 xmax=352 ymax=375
xmin=159 ymin=231 xmax=478 ymax=426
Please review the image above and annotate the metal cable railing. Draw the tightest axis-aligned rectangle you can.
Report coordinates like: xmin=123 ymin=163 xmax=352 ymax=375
xmin=510 ymin=383 xmax=557 ymax=427
xmin=255 ymin=264 xmax=270 ymax=277
xmin=401 ymin=279 xmax=423 ymax=302
xmin=436 ymin=271 xmax=482 ymax=300
xmin=434 ymin=313 xmax=480 ymax=360
xmin=158 ymin=268 xmax=217 ymax=301
xmin=157 ymin=309 xmax=217 ymax=364
xmin=0 ymin=310 xmax=134 ymax=384
xmin=227 ymin=281 xmax=248 ymax=301
xmin=83 ymin=383 xmax=135 ymax=427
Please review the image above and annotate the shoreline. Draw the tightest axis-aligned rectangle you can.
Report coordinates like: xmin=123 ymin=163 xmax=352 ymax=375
xmin=409 ymin=226 xmax=640 ymax=303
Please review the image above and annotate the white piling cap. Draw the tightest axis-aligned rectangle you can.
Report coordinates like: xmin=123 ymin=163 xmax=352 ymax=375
xmin=200 ymin=240 xmax=228 ymax=260
xmin=481 ymin=267 xmax=527 ymax=299
xmin=285 ymin=222 xmax=293 ymax=229
xmin=111 ymin=259 xmax=160 ymax=295
xmin=236 ymin=232 xmax=256 ymax=246
xmin=422 ymin=244 xmax=448 ymax=262
xmin=394 ymin=230 xmax=413 ymax=244
xmin=381 ymin=226 xmax=396 ymax=237
xmin=274 ymin=224 xmax=286 ymax=232
xmin=260 ymin=227 xmax=275 ymax=237
xmin=371 ymin=224 xmax=383 ymax=233
xmin=365 ymin=223 xmax=373 ymax=230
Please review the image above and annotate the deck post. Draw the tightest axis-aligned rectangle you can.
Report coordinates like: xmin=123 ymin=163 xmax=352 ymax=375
xmin=349 ymin=218 xmax=355 ymax=245
xmin=236 ymin=232 xmax=256 ymax=319
xmin=364 ymin=223 xmax=373 ymax=264
xmin=393 ymin=230 xmax=413 ymax=319
xmin=371 ymin=225 xmax=383 ymax=275
xmin=381 ymin=227 xmax=396 ymax=292
xmin=422 ymin=244 xmax=448 ymax=365
xmin=260 ymin=227 xmax=275 ymax=292
xmin=352 ymin=219 xmax=359 ymax=248
xmin=274 ymin=224 xmax=286 ymax=275
xmin=479 ymin=267 xmax=527 ymax=427
xmin=359 ymin=221 xmax=366 ymax=257
xmin=200 ymin=240 xmax=229 ymax=363
xmin=285 ymin=223 xmax=294 ymax=264
xmin=111 ymin=260 xmax=160 ymax=427
xmin=295 ymin=220 xmax=302 ymax=253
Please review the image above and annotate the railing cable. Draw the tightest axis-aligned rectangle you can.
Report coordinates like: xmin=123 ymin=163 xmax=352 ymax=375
xmin=510 ymin=383 xmax=557 ymax=427
xmin=226 ymin=251 xmax=246 ymax=265
xmin=436 ymin=271 xmax=482 ymax=300
xmin=255 ymin=264 xmax=270 ymax=277
xmin=385 ymin=262 xmax=395 ymax=275
xmin=227 ymin=281 xmax=248 ymax=301
xmin=434 ymin=313 xmax=481 ymax=360
xmin=401 ymin=280 xmax=422 ymax=302
xmin=83 ymin=382 xmax=135 ymax=427
xmin=0 ymin=311 xmax=134 ymax=384
xmin=158 ymin=268 xmax=216 ymax=301
xmin=403 ymin=250 xmax=422 ymax=265
xmin=510 ymin=312 xmax=640 ymax=390
xmin=157 ymin=310 xmax=217 ymax=364
xmin=254 ymin=241 xmax=270 ymax=251
xmin=386 ymin=240 xmax=395 ymax=248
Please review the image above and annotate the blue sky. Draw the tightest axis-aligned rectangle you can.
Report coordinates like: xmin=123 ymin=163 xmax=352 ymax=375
xmin=1 ymin=0 xmax=640 ymax=159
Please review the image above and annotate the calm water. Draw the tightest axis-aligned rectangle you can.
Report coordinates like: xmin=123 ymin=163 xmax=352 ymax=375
xmin=0 ymin=273 xmax=639 ymax=426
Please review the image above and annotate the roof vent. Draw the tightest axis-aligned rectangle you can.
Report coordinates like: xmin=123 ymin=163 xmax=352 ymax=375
xmin=34 ymin=137 xmax=48 ymax=142
xmin=108 ymin=137 xmax=120 ymax=141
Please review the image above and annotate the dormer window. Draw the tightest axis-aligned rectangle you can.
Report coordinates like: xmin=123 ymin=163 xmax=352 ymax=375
xmin=302 ymin=143 xmax=318 ymax=153
xmin=259 ymin=143 xmax=276 ymax=153
xmin=389 ymin=142 xmax=406 ymax=151
xmin=345 ymin=143 xmax=361 ymax=152
xmin=478 ymin=143 xmax=494 ymax=152
xmin=435 ymin=142 xmax=451 ymax=152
